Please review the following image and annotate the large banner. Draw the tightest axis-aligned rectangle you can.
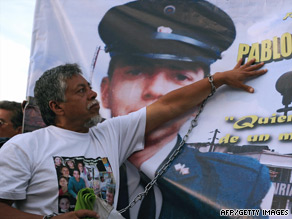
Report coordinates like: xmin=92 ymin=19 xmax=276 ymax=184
xmin=27 ymin=0 xmax=292 ymax=218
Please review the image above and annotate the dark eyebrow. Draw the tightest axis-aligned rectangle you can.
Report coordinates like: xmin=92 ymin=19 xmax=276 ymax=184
xmin=76 ymin=84 xmax=86 ymax=88
xmin=73 ymin=83 xmax=92 ymax=93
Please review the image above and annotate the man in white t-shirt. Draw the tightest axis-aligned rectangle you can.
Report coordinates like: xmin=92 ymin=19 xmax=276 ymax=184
xmin=0 ymin=61 xmax=266 ymax=218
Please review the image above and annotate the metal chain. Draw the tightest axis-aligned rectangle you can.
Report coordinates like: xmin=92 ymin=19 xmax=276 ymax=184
xmin=118 ymin=90 xmax=214 ymax=214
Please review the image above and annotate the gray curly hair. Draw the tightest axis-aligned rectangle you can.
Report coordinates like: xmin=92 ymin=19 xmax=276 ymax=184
xmin=34 ymin=63 xmax=82 ymax=126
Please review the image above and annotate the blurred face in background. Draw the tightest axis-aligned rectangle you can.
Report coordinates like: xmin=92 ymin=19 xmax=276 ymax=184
xmin=59 ymin=177 xmax=68 ymax=188
xmin=0 ymin=109 xmax=22 ymax=138
xmin=55 ymin=157 xmax=62 ymax=166
xmin=61 ymin=167 xmax=70 ymax=177
xmin=59 ymin=197 xmax=70 ymax=211
xmin=73 ymin=170 xmax=80 ymax=181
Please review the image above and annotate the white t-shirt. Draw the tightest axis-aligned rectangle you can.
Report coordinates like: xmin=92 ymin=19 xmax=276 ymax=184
xmin=0 ymin=107 xmax=146 ymax=215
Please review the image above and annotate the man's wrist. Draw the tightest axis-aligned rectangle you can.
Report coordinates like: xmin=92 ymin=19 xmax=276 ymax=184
xmin=212 ymin=72 xmax=224 ymax=89
xmin=207 ymin=75 xmax=216 ymax=97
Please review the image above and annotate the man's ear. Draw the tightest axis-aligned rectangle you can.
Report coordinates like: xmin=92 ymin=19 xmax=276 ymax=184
xmin=101 ymin=77 xmax=110 ymax=109
xmin=49 ymin=100 xmax=64 ymax=116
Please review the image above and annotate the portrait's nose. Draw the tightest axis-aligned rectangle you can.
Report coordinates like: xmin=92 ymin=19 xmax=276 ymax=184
xmin=142 ymin=71 xmax=168 ymax=101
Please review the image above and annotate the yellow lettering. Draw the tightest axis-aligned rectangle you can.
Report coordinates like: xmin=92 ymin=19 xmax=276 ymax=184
xmin=273 ymin=37 xmax=281 ymax=59
xmin=233 ymin=115 xmax=258 ymax=129
xmin=219 ymin=134 xmax=239 ymax=144
xmin=261 ymin=40 xmax=272 ymax=62
xmin=237 ymin=44 xmax=250 ymax=62
xmin=248 ymin=43 xmax=260 ymax=62
xmin=281 ymin=33 xmax=292 ymax=57
xmin=283 ymin=12 xmax=292 ymax=20
xmin=279 ymin=133 xmax=292 ymax=141
xmin=270 ymin=113 xmax=277 ymax=124
xmin=230 ymin=136 xmax=239 ymax=143
xmin=248 ymin=134 xmax=270 ymax=142
xmin=258 ymin=117 xmax=269 ymax=124
xmin=237 ymin=33 xmax=292 ymax=63
xmin=231 ymin=113 xmax=292 ymax=130
xmin=247 ymin=135 xmax=257 ymax=142
xmin=287 ymin=115 xmax=292 ymax=122
xmin=277 ymin=115 xmax=287 ymax=123
xmin=258 ymin=134 xmax=270 ymax=142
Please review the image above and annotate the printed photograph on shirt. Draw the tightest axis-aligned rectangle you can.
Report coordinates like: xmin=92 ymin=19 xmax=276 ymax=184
xmin=53 ymin=156 xmax=115 ymax=213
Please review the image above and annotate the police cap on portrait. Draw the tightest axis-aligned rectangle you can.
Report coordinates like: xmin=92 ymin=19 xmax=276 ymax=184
xmin=98 ymin=0 xmax=236 ymax=65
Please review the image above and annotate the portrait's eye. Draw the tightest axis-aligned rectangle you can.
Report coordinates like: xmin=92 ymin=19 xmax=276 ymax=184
xmin=126 ymin=69 xmax=143 ymax=76
xmin=175 ymin=73 xmax=188 ymax=81
xmin=172 ymin=72 xmax=193 ymax=82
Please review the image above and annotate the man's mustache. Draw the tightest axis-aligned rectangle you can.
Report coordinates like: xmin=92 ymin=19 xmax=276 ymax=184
xmin=87 ymin=100 xmax=99 ymax=110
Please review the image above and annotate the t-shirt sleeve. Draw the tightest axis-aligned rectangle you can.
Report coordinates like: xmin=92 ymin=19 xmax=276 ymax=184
xmin=97 ymin=107 xmax=146 ymax=165
xmin=0 ymin=140 xmax=32 ymax=200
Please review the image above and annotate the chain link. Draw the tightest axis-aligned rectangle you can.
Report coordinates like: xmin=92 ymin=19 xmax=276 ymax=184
xmin=118 ymin=94 xmax=213 ymax=214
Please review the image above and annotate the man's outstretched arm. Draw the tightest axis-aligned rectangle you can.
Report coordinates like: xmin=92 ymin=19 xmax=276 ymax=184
xmin=145 ymin=58 xmax=267 ymax=134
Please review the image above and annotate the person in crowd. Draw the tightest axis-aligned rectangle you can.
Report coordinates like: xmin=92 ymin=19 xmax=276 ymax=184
xmin=54 ymin=156 xmax=64 ymax=175
xmin=0 ymin=55 xmax=266 ymax=219
xmin=66 ymin=159 xmax=76 ymax=176
xmin=106 ymin=186 xmax=115 ymax=206
xmin=77 ymin=161 xmax=89 ymax=187
xmin=59 ymin=196 xmax=70 ymax=213
xmin=0 ymin=100 xmax=23 ymax=147
xmin=60 ymin=166 xmax=71 ymax=179
xmin=98 ymin=0 xmax=272 ymax=218
xmin=59 ymin=176 xmax=69 ymax=196
xmin=21 ymin=98 xmax=47 ymax=133
xmin=68 ymin=169 xmax=86 ymax=200
xmin=99 ymin=176 xmax=107 ymax=199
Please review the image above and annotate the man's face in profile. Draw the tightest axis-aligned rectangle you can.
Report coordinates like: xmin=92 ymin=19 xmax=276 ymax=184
xmin=101 ymin=57 xmax=205 ymax=144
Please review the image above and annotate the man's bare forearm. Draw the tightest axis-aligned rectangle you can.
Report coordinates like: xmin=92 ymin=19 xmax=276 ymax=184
xmin=0 ymin=201 xmax=42 ymax=219
xmin=146 ymin=75 xmax=215 ymax=133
